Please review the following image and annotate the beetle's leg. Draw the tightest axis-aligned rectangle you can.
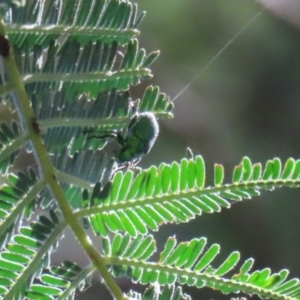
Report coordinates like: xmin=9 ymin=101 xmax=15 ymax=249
xmin=129 ymin=158 xmax=142 ymax=173
xmin=127 ymin=157 xmax=141 ymax=169
xmin=83 ymin=128 xmax=115 ymax=135
xmin=128 ymin=114 xmax=138 ymax=131
xmin=129 ymin=98 xmax=140 ymax=114
xmin=84 ymin=129 xmax=127 ymax=149
xmin=112 ymin=157 xmax=131 ymax=171
xmin=112 ymin=162 xmax=127 ymax=172
xmin=185 ymin=147 xmax=194 ymax=159
xmin=83 ymin=129 xmax=119 ymax=140
xmin=125 ymin=91 xmax=141 ymax=130
xmin=115 ymin=132 xmax=126 ymax=146
xmin=133 ymin=157 xmax=142 ymax=165
xmin=84 ymin=130 xmax=118 ymax=140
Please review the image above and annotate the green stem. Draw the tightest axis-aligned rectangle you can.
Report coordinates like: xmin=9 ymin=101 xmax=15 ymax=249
xmin=0 ymin=15 xmax=125 ymax=300
xmin=6 ymin=25 xmax=139 ymax=40
xmin=75 ymin=178 xmax=300 ymax=219
xmin=55 ymin=168 xmax=93 ymax=190
xmin=39 ymin=117 xmax=128 ymax=130
xmin=23 ymin=69 xmax=151 ymax=84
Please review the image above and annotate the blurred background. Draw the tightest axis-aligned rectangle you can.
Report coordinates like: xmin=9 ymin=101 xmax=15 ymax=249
xmin=69 ymin=0 xmax=300 ymax=298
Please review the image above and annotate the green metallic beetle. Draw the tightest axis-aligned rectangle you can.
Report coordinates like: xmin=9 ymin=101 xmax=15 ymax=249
xmin=86 ymin=111 xmax=159 ymax=166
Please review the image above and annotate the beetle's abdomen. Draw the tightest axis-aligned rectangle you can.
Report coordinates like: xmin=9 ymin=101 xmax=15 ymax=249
xmin=117 ymin=112 xmax=159 ymax=164
xmin=129 ymin=112 xmax=159 ymax=152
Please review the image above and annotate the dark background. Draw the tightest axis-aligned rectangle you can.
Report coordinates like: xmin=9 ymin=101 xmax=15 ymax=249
xmin=62 ymin=0 xmax=300 ymax=298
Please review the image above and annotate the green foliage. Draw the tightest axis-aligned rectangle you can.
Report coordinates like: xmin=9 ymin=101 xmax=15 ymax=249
xmin=103 ymin=234 xmax=298 ymax=299
xmin=0 ymin=0 xmax=299 ymax=299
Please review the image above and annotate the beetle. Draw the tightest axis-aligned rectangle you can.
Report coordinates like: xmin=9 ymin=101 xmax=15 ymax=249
xmin=85 ymin=111 xmax=159 ymax=166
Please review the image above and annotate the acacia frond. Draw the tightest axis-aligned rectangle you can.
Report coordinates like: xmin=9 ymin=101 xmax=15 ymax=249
xmin=104 ymin=234 xmax=300 ymax=300
xmin=77 ymin=156 xmax=300 ymax=237
xmin=13 ymin=38 xmax=157 ymax=98
xmin=26 ymin=261 xmax=94 ymax=300
xmin=2 ymin=0 xmax=144 ymax=47
xmin=0 ymin=121 xmax=23 ymax=174
xmin=0 ymin=210 xmax=66 ymax=299
xmin=0 ymin=169 xmax=44 ymax=248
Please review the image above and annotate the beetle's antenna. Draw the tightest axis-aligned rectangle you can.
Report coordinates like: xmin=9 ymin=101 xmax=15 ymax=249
xmin=171 ymin=6 xmax=267 ymax=102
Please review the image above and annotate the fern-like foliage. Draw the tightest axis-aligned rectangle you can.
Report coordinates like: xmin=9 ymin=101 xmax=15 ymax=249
xmin=103 ymin=233 xmax=300 ymax=300
xmin=2 ymin=0 xmax=143 ymax=46
xmin=0 ymin=121 xmax=21 ymax=174
xmin=76 ymin=156 xmax=300 ymax=237
xmin=0 ymin=0 xmax=299 ymax=299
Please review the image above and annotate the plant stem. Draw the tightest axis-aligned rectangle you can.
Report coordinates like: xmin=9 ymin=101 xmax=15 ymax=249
xmin=0 ymin=15 xmax=125 ymax=300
